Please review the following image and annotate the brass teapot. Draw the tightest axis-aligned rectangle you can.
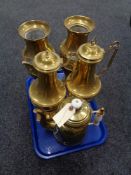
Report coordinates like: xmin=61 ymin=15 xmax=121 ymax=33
xmin=60 ymin=15 xmax=95 ymax=74
xmin=53 ymin=97 xmax=104 ymax=146
xmin=53 ymin=97 xmax=92 ymax=145
xmin=66 ymin=40 xmax=120 ymax=100
xmin=18 ymin=20 xmax=54 ymax=77
xmin=29 ymin=51 xmax=66 ymax=130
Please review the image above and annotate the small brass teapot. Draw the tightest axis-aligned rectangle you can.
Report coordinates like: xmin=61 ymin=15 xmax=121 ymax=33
xmin=66 ymin=40 xmax=120 ymax=100
xmin=53 ymin=97 xmax=105 ymax=146
xmin=60 ymin=15 xmax=95 ymax=74
xmin=18 ymin=20 xmax=54 ymax=76
xmin=29 ymin=51 xmax=66 ymax=130
xmin=53 ymin=97 xmax=92 ymax=145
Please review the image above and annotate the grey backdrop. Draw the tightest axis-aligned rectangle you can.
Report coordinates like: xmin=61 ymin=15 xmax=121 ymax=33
xmin=0 ymin=0 xmax=130 ymax=174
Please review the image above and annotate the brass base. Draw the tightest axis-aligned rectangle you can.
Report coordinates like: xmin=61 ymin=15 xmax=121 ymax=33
xmin=29 ymin=79 xmax=66 ymax=108
xmin=54 ymin=126 xmax=86 ymax=146
xmin=66 ymin=74 xmax=101 ymax=100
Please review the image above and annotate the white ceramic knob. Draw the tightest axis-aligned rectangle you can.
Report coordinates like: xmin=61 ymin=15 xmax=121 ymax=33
xmin=71 ymin=99 xmax=83 ymax=109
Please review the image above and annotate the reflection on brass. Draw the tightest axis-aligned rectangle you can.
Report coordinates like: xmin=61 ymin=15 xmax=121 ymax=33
xmin=18 ymin=20 xmax=54 ymax=76
xmin=34 ymin=108 xmax=57 ymax=129
xmin=60 ymin=15 xmax=95 ymax=73
xmin=66 ymin=41 xmax=120 ymax=100
xmin=53 ymin=97 xmax=92 ymax=145
xmin=29 ymin=51 xmax=66 ymax=130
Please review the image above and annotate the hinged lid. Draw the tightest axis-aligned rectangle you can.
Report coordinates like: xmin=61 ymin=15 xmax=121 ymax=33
xmin=59 ymin=97 xmax=91 ymax=127
xmin=33 ymin=51 xmax=61 ymax=73
xmin=78 ymin=42 xmax=105 ymax=63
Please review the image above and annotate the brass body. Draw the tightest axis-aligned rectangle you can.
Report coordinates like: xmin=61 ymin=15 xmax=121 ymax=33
xmin=18 ymin=20 xmax=54 ymax=76
xmin=67 ymin=62 xmax=101 ymax=100
xmin=54 ymin=97 xmax=91 ymax=145
xmin=29 ymin=51 xmax=66 ymax=130
xmin=66 ymin=41 xmax=120 ymax=100
xmin=60 ymin=15 xmax=95 ymax=73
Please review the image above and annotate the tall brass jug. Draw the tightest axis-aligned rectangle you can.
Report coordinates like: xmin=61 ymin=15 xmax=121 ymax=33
xmin=18 ymin=20 xmax=54 ymax=76
xmin=29 ymin=51 xmax=66 ymax=130
xmin=60 ymin=15 xmax=95 ymax=74
xmin=66 ymin=41 xmax=120 ymax=100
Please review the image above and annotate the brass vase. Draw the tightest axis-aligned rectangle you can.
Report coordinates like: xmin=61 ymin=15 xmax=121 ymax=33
xmin=60 ymin=15 xmax=95 ymax=74
xmin=66 ymin=41 xmax=120 ymax=100
xmin=18 ymin=20 xmax=54 ymax=76
xmin=29 ymin=51 xmax=66 ymax=130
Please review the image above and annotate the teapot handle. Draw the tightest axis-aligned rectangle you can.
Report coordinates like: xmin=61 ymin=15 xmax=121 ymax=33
xmin=22 ymin=60 xmax=38 ymax=77
xmin=98 ymin=41 xmax=120 ymax=77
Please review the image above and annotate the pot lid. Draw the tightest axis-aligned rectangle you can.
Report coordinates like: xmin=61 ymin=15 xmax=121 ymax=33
xmin=78 ymin=42 xmax=105 ymax=63
xmin=33 ymin=51 xmax=61 ymax=73
xmin=59 ymin=97 xmax=91 ymax=127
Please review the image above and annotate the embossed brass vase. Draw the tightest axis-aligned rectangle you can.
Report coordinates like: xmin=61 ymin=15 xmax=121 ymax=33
xmin=29 ymin=51 xmax=66 ymax=130
xmin=60 ymin=15 xmax=95 ymax=73
xmin=66 ymin=41 xmax=120 ymax=100
xmin=18 ymin=20 xmax=54 ymax=76
xmin=53 ymin=97 xmax=92 ymax=146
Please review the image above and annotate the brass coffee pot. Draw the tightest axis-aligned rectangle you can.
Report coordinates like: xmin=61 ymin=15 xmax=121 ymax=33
xmin=60 ymin=15 xmax=95 ymax=74
xmin=66 ymin=41 xmax=120 ymax=100
xmin=29 ymin=51 xmax=66 ymax=130
xmin=18 ymin=20 xmax=54 ymax=76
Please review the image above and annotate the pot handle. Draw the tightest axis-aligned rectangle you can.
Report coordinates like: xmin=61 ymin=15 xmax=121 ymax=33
xmin=98 ymin=41 xmax=120 ymax=77
xmin=22 ymin=60 xmax=38 ymax=77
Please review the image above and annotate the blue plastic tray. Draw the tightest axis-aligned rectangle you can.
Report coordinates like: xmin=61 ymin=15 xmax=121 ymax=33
xmin=26 ymin=74 xmax=108 ymax=159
